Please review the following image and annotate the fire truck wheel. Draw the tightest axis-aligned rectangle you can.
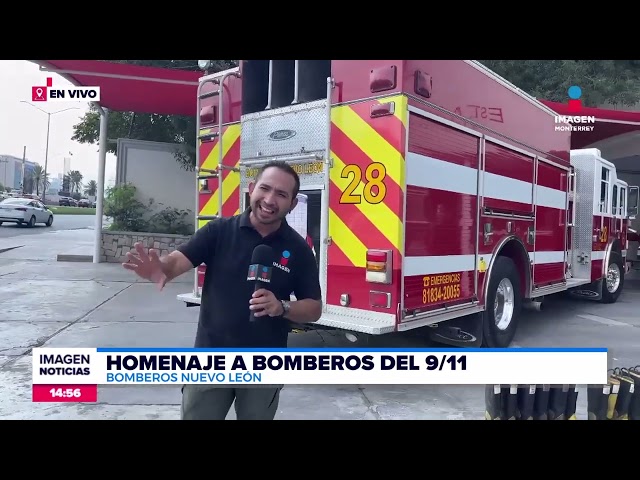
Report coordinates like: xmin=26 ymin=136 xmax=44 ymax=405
xmin=482 ymin=256 xmax=522 ymax=348
xmin=600 ymin=251 xmax=624 ymax=304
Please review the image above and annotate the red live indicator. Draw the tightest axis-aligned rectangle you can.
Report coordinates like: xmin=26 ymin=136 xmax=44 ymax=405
xmin=33 ymin=385 xmax=98 ymax=403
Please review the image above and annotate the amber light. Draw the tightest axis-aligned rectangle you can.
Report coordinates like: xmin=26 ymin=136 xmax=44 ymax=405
xmin=366 ymin=250 xmax=387 ymax=271
xmin=366 ymin=250 xmax=392 ymax=284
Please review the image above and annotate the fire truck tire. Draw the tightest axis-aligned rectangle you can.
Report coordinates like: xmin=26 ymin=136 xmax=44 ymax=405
xmin=482 ymin=256 xmax=522 ymax=348
xmin=600 ymin=251 xmax=624 ymax=304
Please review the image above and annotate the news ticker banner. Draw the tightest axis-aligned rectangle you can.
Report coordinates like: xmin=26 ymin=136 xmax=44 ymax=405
xmin=31 ymin=347 xmax=609 ymax=402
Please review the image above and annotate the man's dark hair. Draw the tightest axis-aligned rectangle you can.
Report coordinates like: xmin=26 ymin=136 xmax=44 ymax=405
xmin=255 ymin=160 xmax=300 ymax=199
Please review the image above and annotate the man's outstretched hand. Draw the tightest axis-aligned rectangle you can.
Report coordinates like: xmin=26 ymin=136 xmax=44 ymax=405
xmin=122 ymin=242 xmax=168 ymax=290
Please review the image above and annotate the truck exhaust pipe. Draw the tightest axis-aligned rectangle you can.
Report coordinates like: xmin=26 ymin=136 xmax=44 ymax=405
xmin=345 ymin=332 xmax=359 ymax=343
xmin=524 ymin=299 xmax=544 ymax=312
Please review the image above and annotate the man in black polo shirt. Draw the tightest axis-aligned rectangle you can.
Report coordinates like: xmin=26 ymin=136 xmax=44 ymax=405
xmin=122 ymin=160 xmax=323 ymax=420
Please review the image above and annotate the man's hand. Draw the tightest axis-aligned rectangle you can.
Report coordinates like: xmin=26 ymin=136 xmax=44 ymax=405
xmin=249 ymin=289 xmax=283 ymax=318
xmin=122 ymin=242 xmax=168 ymax=291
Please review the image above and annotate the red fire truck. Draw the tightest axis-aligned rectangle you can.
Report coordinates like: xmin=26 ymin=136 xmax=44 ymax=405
xmin=177 ymin=60 xmax=639 ymax=348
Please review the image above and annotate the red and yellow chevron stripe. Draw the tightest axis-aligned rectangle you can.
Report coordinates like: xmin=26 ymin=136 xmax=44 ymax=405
xmin=197 ymin=123 xmax=242 ymax=229
xmin=328 ymin=95 xmax=407 ymax=271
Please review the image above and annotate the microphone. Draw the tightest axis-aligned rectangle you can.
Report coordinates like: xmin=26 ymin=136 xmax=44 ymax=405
xmin=247 ymin=244 xmax=274 ymax=322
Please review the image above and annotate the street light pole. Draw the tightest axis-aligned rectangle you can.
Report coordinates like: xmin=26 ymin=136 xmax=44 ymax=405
xmin=21 ymin=146 xmax=26 ymax=194
xmin=19 ymin=101 xmax=79 ymax=203
xmin=43 ymin=114 xmax=50 ymax=202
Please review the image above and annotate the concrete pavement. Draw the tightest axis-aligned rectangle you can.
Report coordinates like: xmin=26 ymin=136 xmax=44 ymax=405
xmin=1 ymin=226 xmax=639 ymax=420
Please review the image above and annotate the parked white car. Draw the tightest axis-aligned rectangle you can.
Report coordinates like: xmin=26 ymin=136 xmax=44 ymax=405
xmin=0 ymin=197 xmax=54 ymax=227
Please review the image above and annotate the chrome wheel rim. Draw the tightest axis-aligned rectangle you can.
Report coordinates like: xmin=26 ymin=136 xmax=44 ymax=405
xmin=606 ymin=263 xmax=621 ymax=293
xmin=494 ymin=278 xmax=515 ymax=331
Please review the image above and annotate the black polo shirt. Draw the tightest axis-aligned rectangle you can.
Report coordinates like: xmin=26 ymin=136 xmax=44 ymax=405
xmin=177 ymin=208 xmax=322 ymax=349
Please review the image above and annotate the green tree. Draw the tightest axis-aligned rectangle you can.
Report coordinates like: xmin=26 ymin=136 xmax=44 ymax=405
xmin=478 ymin=60 xmax=640 ymax=107
xmin=84 ymin=180 xmax=98 ymax=196
xmin=70 ymin=60 xmax=238 ymax=171
xmin=68 ymin=170 xmax=84 ymax=193
xmin=30 ymin=164 xmax=49 ymax=196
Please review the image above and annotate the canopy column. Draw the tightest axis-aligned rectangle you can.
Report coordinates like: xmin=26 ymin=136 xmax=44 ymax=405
xmin=93 ymin=106 xmax=109 ymax=263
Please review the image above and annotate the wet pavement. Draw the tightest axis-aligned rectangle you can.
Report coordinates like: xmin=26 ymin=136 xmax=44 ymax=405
xmin=1 ymin=227 xmax=639 ymax=420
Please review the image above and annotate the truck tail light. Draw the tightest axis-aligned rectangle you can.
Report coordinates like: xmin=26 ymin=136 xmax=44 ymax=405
xmin=366 ymin=249 xmax=392 ymax=284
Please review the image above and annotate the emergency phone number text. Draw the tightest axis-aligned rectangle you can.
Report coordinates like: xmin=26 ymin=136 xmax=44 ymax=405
xmin=422 ymin=272 xmax=462 ymax=304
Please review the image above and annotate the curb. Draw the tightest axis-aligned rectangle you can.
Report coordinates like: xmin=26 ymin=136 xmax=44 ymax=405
xmin=56 ymin=254 xmax=93 ymax=262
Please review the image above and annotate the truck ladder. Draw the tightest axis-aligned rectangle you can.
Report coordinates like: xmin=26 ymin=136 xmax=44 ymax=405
xmin=192 ymin=68 xmax=241 ymax=299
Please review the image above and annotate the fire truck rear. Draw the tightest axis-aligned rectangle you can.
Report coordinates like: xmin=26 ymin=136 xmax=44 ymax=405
xmin=177 ymin=60 xmax=639 ymax=348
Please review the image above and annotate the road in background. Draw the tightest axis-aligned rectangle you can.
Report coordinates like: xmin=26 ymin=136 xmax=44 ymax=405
xmin=0 ymin=214 xmax=96 ymax=239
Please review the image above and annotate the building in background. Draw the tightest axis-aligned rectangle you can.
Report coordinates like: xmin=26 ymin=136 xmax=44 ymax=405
xmin=0 ymin=154 xmax=38 ymax=191
xmin=48 ymin=175 xmax=62 ymax=194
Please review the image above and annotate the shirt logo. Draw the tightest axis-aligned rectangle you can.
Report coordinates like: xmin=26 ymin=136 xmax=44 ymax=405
xmin=273 ymin=250 xmax=291 ymax=273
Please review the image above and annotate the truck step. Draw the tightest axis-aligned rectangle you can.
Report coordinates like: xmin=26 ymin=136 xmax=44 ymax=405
xmin=177 ymin=292 xmax=397 ymax=335
xmin=198 ymin=132 xmax=219 ymax=141
xmin=198 ymin=90 xmax=220 ymax=100
xmin=314 ymin=311 xmax=396 ymax=335
xmin=197 ymin=174 xmax=218 ymax=180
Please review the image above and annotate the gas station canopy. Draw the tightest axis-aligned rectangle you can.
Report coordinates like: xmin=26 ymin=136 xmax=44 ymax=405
xmin=33 ymin=60 xmax=201 ymax=116
xmin=32 ymin=60 xmax=640 ymax=147
xmin=540 ymin=99 xmax=640 ymax=149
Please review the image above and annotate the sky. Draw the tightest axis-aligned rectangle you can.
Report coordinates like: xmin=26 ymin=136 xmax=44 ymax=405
xmin=0 ymin=60 xmax=117 ymax=187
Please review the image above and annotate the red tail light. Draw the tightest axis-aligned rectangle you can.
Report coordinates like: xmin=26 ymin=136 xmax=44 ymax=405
xmin=365 ymin=249 xmax=392 ymax=284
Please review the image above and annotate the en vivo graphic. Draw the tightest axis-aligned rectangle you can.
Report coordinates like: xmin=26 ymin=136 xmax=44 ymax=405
xmin=31 ymin=77 xmax=100 ymax=103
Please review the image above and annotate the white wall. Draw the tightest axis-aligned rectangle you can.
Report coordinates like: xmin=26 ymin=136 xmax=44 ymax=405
xmin=115 ymin=139 xmax=195 ymax=229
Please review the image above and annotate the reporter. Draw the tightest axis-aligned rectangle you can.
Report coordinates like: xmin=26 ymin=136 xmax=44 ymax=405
xmin=122 ymin=160 xmax=322 ymax=420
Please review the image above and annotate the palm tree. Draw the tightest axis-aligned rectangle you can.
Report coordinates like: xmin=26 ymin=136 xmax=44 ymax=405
xmin=68 ymin=170 xmax=83 ymax=193
xmin=84 ymin=180 xmax=98 ymax=197
xmin=30 ymin=165 xmax=50 ymax=197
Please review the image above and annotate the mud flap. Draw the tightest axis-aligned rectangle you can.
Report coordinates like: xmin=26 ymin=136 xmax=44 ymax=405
xmin=568 ymin=279 xmax=602 ymax=301
xmin=427 ymin=312 xmax=484 ymax=348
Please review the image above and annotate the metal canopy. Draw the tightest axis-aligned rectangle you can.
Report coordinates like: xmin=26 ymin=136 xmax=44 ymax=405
xmin=30 ymin=60 xmax=202 ymax=263
xmin=33 ymin=60 xmax=201 ymax=116
xmin=539 ymin=99 xmax=640 ymax=149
